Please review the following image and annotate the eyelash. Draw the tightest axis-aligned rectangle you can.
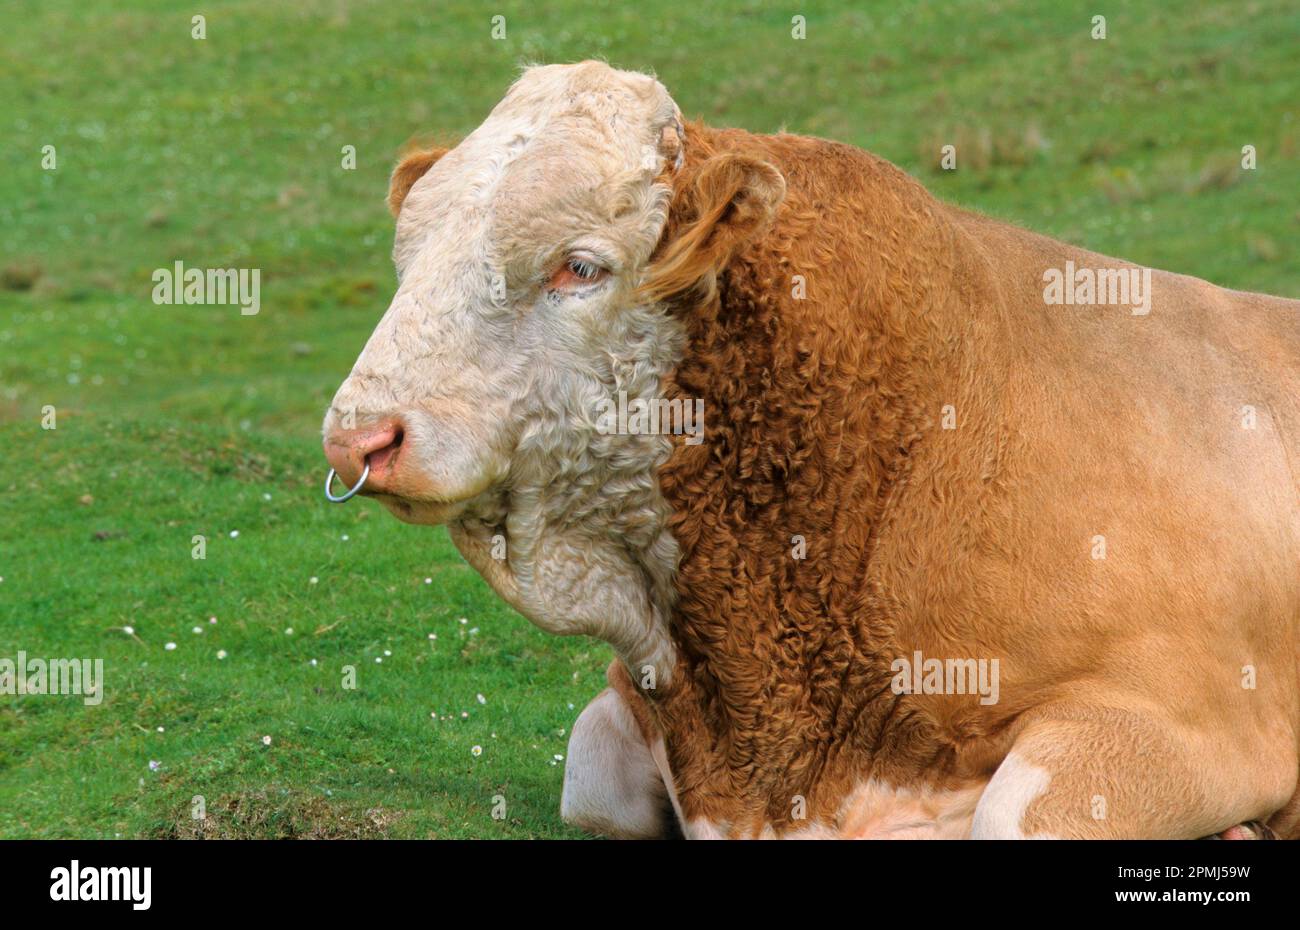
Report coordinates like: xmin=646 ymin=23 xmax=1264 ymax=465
xmin=568 ymin=258 xmax=602 ymax=280
xmin=546 ymin=254 xmax=610 ymax=294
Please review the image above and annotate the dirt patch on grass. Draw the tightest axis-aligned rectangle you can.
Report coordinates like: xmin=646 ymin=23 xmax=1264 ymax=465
xmin=179 ymin=441 xmax=276 ymax=483
xmin=1 ymin=261 xmax=42 ymax=291
xmin=151 ymin=790 xmax=402 ymax=839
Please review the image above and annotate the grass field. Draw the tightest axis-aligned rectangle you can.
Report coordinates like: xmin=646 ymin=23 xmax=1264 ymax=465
xmin=2 ymin=0 xmax=1297 ymax=838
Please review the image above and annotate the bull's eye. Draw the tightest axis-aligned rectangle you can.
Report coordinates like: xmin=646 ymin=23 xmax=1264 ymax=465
xmin=548 ymin=254 xmax=610 ymax=291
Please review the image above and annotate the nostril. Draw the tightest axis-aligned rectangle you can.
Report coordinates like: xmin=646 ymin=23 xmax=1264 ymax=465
xmin=324 ymin=420 xmax=407 ymax=491
xmin=365 ymin=423 xmax=404 ymax=478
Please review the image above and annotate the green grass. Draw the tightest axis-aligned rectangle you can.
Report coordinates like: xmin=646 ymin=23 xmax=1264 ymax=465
xmin=2 ymin=0 xmax=1297 ymax=838
xmin=2 ymin=418 xmax=603 ymax=837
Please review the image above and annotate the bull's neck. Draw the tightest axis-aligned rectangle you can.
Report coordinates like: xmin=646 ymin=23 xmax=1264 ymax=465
xmin=645 ymin=129 xmax=1004 ymax=831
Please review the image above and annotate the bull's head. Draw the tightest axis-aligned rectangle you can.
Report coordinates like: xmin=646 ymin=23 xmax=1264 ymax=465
xmin=322 ymin=61 xmax=782 ymax=660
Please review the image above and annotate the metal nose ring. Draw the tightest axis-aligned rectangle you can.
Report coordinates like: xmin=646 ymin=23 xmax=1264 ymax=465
xmin=325 ymin=461 xmax=370 ymax=503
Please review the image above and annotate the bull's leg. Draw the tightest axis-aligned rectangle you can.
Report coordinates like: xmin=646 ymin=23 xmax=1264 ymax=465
xmin=971 ymin=704 xmax=1293 ymax=839
xmin=560 ymin=687 xmax=675 ymax=838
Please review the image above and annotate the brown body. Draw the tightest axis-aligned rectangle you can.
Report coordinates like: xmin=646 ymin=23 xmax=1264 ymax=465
xmin=642 ymin=124 xmax=1300 ymax=838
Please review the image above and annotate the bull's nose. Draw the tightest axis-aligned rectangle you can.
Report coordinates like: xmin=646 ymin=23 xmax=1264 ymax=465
xmin=323 ymin=420 xmax=405 ymax=493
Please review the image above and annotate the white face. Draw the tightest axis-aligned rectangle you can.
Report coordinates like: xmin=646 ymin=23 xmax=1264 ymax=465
xmin=322 ymin=62 xmax=685 ymax=526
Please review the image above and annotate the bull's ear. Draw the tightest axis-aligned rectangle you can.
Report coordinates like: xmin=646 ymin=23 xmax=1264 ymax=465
xmin=387 ymin=146 xmax=450 ymax=217
xmin=639 ymin=153 xmax=785 ymax=303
